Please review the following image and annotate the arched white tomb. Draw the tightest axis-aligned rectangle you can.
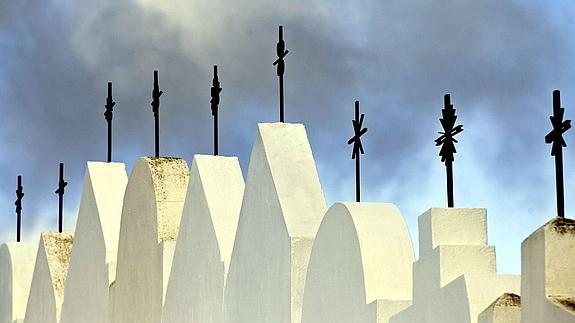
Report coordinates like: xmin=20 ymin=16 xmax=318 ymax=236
xmin=301 ymin=202 xmax=414 ymax=323
xmin=111 ymin=157 xmax=189 ymax=323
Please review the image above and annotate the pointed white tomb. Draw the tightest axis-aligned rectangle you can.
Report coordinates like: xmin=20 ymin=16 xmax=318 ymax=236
xmin=59 ymin=162 xmax=128 ymax=323
xmin=24 ymin=232 xmax=73 ymax=323
xmin=301 ymin=202 xmax=415 ymax=323
xmin=0 ymin=242 xmax=37 ymax=323
xmin=224 ymin=123 xmax=327 ymax=323
xmin=111 ymin=157 xmax=189 ymax=323
xmin=162 ymin=155 xmax=245 ymax=323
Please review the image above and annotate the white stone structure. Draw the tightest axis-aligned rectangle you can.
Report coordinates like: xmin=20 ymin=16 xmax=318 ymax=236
xmin=391 ymin=208 xmax=520 ymax=323
xmin=111 ymin=157 xmax=189 ymax=323
xmin=521 ymin=216 xmax=575 ymax=322
xmin=162 ymin=155 xmax=245 ymax=323
xmin=60 ymin=162 xmax=128 ymax=323
xmin=224 ymin=123 xmax=327 ymax=323
xmin=478 ymin=293 xmax=521 ymax=323
xmin=24 ymin=232 xmax=73 ymax=323
xmin=301 ymin=202 xmax=414 ymax=323
xmin=0 ymin=242 xmax=37 ymax=323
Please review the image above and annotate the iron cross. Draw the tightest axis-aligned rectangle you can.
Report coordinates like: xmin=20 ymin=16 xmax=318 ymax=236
xmin=55 ymin=163 xmax=68 ymax=233
xmin=347 ymin=100 xmax=368 ymax=202
xmin=211 ymin=65 xmax=222 ymax=156
xmin=435 ymin=94 xmax=463 ymax=208
xmin=545 ymin=90 xmax=571 ymax=218
xmin=151 ymin=70 xmax=163 ymax=157
xmin=273 ymin=26 xmax=289 ymax=123
xmin=15 ymin=175 xmax=23 ymax=242
xmin=104 ymin=82 xmax=115 ymax=162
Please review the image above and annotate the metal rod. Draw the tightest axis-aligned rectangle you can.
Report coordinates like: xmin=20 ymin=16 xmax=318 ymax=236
xmin=154 ymin=71 xmax=160 ymax=157
xmin=15 ymin=175 xmax=23 ymax=242
xmin=446 ymin=160 xmax=454 ymax=207
xmin=105 ymin=82 xmax=114 ymax=162
xmin=58 ymin=163 xmax=64 ymax=233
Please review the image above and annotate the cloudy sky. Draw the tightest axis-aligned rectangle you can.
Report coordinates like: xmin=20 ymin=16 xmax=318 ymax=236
xmin=1 ymin=0 xmax=575 ymax=273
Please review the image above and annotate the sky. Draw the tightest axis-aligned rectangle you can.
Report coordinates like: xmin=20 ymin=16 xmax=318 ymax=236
xmin=1 ymin=0 xmax=575 ymax=274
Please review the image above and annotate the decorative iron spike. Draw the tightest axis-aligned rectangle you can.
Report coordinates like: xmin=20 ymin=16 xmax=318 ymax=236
xmin=104 ymin=82 xmax=115 ymax=162
xmin=435 ymin=94 xmax=463 ymax=207
xmin=15 ymin=175 xmax=23 ymax=242
xmin=211 ymin=65 xmax=222 ymax=156
xmin=347 ymin=100 xmax=368 ymax=202
xmin=55 ymin=163 xmax=68 ymax=233
xmin=545 ymin=90 xmax=571 ymax=218
xmin=151 ymin=70 xmax=163 ymax=157
xmin=273 ymin=26 xmax=289 ymax=122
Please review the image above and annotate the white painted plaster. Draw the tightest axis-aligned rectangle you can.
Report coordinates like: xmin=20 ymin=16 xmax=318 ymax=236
xmin=391 ymin=208 xmax=520 ymax=323
xmin=163 ymin=155 xmax=245 ymax=323
xmin=60 ymin=162 xmax=127 ymax=323
xmin=301 ymin=202 xmax=414 ymax=323
xmin=0 ymin=242 xmax=37 ymax=323
xmin=111 ymin=157 xmax=189 ymax=323
xmin=521 ymin=217 xmax=575 ymax=323
xmin=24 ymin=232 xmax=73 ymax=323
xmin=224 ymin=123 xmax=327 ymax=323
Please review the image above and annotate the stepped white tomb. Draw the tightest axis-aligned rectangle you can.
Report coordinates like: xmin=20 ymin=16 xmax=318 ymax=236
xmin=0 ymin=122 xmax=574 ymax=323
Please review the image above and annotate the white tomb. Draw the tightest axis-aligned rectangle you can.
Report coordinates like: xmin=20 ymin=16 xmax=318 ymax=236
xmin=111 ymin=157 xmax=189 ymax=323
xmin=224 ymin=123 xmax=327 ymax=323
xmin=521 ymin=216 xmax=575 ymax=323
xmin=162 ymin=155 xmax=245 ymax=323
xmin=0 ymin=242 xmax=37 ymax=323
xmin=477 ymin=293 xmax=521 ymax=323
xmin=301 ymin=202 xmax=414 ymax=323
xmin=391 ymin=208 xmax=520 ymax=323
xmin=60 ymin=162 xmax=128 ymax=323
xmin=24 ymin=232 xmax=74 ymax=323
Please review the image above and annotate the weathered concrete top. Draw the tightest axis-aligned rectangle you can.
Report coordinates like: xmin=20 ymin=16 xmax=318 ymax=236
xmin=42 ymin=232 xmax=74 ymax=309
xmin=127 ymin=157 xmax=190 ymax=242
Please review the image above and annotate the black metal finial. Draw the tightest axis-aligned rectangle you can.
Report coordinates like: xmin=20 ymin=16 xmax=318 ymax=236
xmin=151 ymin=70 xmax=163 ymax=157
xmin=545 ymin=90 xmax=571 ymax=218
xmin=15 ymin=176 xmax=23 ymax=242
xmin=347 ymin=100 xmax=368 ymax=202
xmin=55 ymin=163 xmax=67 ymax=233
xmin=104 ymin=82 xmax=115 ymax=162
xmin=273 ymin=25 xmax=289 ymax=123
xmin=211 ymin=65 xmax=222 ymax=156
xmin=435 ymin=94 xmax=463 ymax=208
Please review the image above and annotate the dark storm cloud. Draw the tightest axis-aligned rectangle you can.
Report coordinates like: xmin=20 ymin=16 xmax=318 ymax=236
xmin=1 ymin=0 xmax=574 ymax=271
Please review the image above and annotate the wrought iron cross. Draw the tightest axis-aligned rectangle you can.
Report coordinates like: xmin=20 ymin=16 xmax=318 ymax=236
xmin=104 ymin=82 xmax=115 ymax=162
xmin=15 ymin=175 xmax=23 ymax=242
xmin=273 ymin=26 xmax=289 ymax=123
xmin=211 ymin=65 xmax=222 ymax=156
xmin=55 ymin=163 xmax=68 ymax=233
xmin=347 ymin=100 xmax=368 ymax=202
xmin=435 ymin=94 xmax=463 ymax=208
xmin=151 ymin=70 xmax=163 ymax=157
xmin=545 ymin=90 xmax=571 ymax=218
